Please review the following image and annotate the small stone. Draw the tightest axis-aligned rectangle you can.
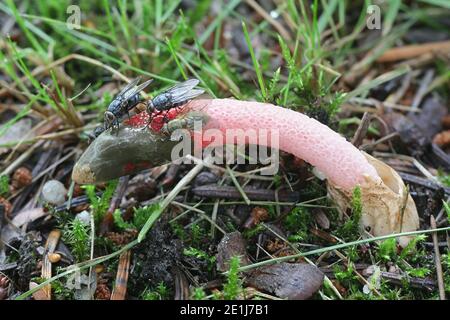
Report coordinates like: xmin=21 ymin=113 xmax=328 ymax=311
xmin=312 ymin=209 xmax=330 ymax=230
xmin=388 ymin=265 xmax=399 ymax=273
xmin=42 ymin=180 xmax=67 ymax=205
xmin=75 ymin=210 xmax=91 ymax=225
xmin=0 ymin=119 xmax=33 ymax=155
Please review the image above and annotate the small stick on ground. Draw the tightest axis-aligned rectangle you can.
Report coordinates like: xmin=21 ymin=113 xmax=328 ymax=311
xmin=226 ymin=165 xmax=251 ymax=205
xmin=410 ymin=69 xmax=434 ymax=112
xmin=173 ymin=266 xmax=190 ymax=300
xmin=1 ymin=141 xmax=44 ymax=176
xmin=398 ymin=172 xmax=450 ymax=195
xmin=363 ymin=268 xmax=436 ymax=290
xmin=430 ymin=215 xmax=446 ymax=300
xmin=351 ymin=112 xmax=372 ymax=148
xmin=377 ymin=40 xmax=450 ymax=63
xmin=360 ymin=132 xmax=399 ymax=151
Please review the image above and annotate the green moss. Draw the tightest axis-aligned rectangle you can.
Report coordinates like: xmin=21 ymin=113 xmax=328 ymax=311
xmin=183 ymin=247 xmax=216 ymax=272
xmin=222 ymin=256 xmax=243 ymax=300
xmin=337 ymin=186 xmax=362 ymax=240
xmin=284 ymin=207 xmax=312 ymax=242
xmin=192 ymin=287 xmax=207 ymax=300
xmin=141 ymin=282 xmax=169 ymax=300
xmin=62 ymin=218 xmax=90 ymax=262
xmin=0 ymin=175 xmax=9 ymax=196
xmin=82 ymin=180 xmax=117 ymax=224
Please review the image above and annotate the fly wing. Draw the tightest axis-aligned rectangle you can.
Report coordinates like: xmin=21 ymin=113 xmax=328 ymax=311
xmin=164 ymin=79 xmax=203 ymax=103
xmin=122 ymin=78 xmax=153 ymax=99
xmin=117 ymin=77 xmax=141 ymax=96
xmin=170 ymin=89 xmax=205 ymax=104
xmin=135 ymin=78 xmax=153 ymax=92
xmin=164 ymin=78 xmax=199 ymax=95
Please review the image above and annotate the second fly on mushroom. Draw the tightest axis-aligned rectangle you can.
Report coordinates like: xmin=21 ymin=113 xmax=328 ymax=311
xmin=145 ymin=78 xmax=204 ymax=129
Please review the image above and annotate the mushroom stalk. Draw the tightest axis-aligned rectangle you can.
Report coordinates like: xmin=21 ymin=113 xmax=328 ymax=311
xmin=72 ymin=98 xmax=419 ymax=245
xmin=188 ymin=99 xmax=381 ymax=190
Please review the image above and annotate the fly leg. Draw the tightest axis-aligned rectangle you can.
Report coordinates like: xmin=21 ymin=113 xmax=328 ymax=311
xmin=143 ymin=103 xmax=155 ymax=130
xmin=113 ymin=117 xmax=120 ymax=136
xmin=143 ymin=111 xmax=154 ymax=130
xmin=162 ymin=110 xmax=170 ymax=123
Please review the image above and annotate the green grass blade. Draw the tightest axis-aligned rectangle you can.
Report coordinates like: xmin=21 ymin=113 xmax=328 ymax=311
xmin=242 ymin=21 xmax=267 ymax=100
xmin=345 ymin=66 xmax=410 ymax=101
xmin=4 ymin=0 xmax=45 ymax=55
xmin=383 ymin=0 xmax=401 ymax=36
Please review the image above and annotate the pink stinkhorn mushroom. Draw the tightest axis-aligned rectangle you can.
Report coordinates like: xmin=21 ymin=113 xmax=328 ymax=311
xmin=188 ymin=99 xmax=380 ymax=190
xmin=72 ymin=98 xmax=419 ymax=245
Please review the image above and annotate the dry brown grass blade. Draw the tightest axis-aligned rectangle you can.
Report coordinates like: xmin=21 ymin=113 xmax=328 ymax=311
xmin=0 ymin=53 xmax=123 ymax=99
xmin=42 ymin=83 xmax=84 ymax=128
xmin=245 ymin=0 xmax=292 ymax=42
xmin=110 ymin=250 xmax=131 ymax=300
xmin=377 ymin=40 xmax=450 ymax=63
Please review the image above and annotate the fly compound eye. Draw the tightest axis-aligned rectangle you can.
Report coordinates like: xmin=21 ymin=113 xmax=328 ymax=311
xmin=148 ymin=101 xmax=154 ymax=112
xmin=104 ymin=111 xmax=115 ymax=126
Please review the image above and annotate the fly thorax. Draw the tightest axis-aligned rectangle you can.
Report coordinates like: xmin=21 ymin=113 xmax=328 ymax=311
xmin=153 ymin=94 xmax=170 ymax=109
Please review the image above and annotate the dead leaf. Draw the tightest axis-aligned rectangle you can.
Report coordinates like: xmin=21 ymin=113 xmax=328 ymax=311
xmin=383 ymin=96 xmax=447 ymax=157
xmin=246 ymin=263 xmax=324 ymax=300
xmin=216 ymin=232 xmax=250 ymax=272
xmin=30 ymin=282 xmax=50 ymax=300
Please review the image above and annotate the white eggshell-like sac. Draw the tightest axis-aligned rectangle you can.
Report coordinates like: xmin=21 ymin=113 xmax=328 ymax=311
xmin=327 ymin=153 xmax=419 ymax=247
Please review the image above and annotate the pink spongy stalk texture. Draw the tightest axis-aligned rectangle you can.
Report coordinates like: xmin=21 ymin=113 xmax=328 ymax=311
xmin=189 ymin=99 xmax=380 ymax=190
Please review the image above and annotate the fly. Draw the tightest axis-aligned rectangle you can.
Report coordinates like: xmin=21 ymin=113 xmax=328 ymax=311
xmin=90 ymin=77 xmax=152 ymax=141
xmin=145 ymin=78 xmax=204 ymax=127
xmin=104 ymin=76 xmax=153 ymax=133
xmin=160 ymin=111 xmax=207 ymax=137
